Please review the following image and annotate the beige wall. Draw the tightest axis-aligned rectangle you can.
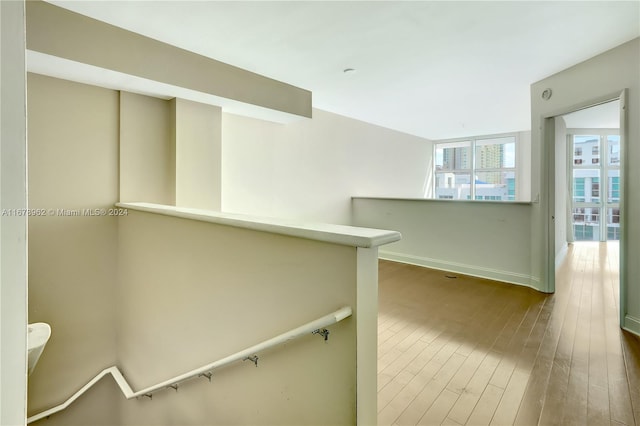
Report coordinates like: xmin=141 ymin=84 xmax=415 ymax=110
xmin=173 ymin=98 xmax=222 ymax=210
xmin=120 ymin=95 xmax=223 ymax=209
xmin=26 ymin=0 xmax=311 ymax=119
xmin=26 ymin=75 xmax=373 ymax=424
xmin=117 ymin=211 xmax=358 ymax=425
xmin=120 ymin=92 xmax=175 ymax=205
xmin=27 ymin=73 xmax=120 ymax=424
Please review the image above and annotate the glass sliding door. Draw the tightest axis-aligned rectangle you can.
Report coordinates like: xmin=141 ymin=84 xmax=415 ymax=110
xmin=570 ymin=133 xmax=620 ymax=241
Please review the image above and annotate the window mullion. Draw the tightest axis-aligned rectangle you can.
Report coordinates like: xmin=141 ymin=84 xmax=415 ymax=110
xmin=471 ymin=140 xmax=476 ymax=200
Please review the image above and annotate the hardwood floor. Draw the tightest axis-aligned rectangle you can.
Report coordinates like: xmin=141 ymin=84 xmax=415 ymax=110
xmin=377 ymin=242 xmax=640 ymax=426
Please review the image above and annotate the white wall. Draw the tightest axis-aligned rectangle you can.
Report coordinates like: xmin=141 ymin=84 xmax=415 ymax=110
xmin=223 ymin=111 xmax=536 ymax=289
xmin=352 ymin=198 xmax=534 ymax=287
xmin=222 ymin=109 xmax=433 ymax=225
xmin=554 ymin=117 xmax=568 ymax=259
xmin=0 ymin=1 xmax=28 ymax=424
xmin=517 ymin=131 xmax=532 ymax=202
xmin=531 ymin=38 xmax=639 ymax=331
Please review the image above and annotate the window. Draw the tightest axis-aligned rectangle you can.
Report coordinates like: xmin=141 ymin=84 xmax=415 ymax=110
xmin=608 ymin=136 xmax=620 ymax=165
xmin=573 ymin=136 xmax=597 ymax=167
xmin=571 ymin=132 xmax=619 ymax=242
xmin=591 ymin=178 xmax=599 ymax=200
xmin=574 ymin=223 xmax=594 ymax=240
xmin=609 ymin=174 xmax=620 ymax=202
xmin=573 ymin=177 xmax=585 ymax=202
xmin=610 ymin=208 xmax=620 ymax=224
xmin=434 ymin=135 xmax=516 ymax=201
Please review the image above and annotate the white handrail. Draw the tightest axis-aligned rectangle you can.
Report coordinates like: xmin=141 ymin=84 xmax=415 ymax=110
xmin=27 ymin=306 xmax=352 ymax=424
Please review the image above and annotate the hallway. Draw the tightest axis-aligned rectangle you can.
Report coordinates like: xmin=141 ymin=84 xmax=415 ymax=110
xmin=377 ymin=242 xmax=640 ymax=425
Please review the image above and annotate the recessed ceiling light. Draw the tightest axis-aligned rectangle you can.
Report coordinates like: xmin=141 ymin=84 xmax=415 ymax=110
xmin=343 ymin=68 xmax=356 ymax=75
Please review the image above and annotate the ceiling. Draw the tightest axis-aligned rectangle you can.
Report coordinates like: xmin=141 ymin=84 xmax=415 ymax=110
xmin=45 ymin=1 xmax=639 ymax=140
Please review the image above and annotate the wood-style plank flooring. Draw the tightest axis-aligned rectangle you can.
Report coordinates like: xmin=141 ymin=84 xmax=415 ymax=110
xmin=377 ymin=242 xmax=640 ymax=425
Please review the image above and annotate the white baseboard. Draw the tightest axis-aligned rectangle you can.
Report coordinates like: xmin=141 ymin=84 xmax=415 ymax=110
xmin=623 ymin=315 xmax=640 ymax=337
xmin=379 ymin=250 xmax=540 ymax=291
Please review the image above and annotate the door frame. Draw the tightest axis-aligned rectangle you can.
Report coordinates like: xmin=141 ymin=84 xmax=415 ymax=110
xmin=541 ymin=90 xmax=628 ymax=327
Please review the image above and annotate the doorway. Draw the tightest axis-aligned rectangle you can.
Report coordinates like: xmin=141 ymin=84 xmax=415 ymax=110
xmin=551 ymin=98 xmax=625 ymax=319
xmin=563 ymin=100 xmax=621 ymax=243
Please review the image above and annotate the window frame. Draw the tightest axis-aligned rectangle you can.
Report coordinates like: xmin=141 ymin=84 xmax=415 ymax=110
xmin=433 ymin=134 xmax=518 ymax=202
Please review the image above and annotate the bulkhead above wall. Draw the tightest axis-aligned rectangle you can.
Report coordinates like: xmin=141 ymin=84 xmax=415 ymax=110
xmin=25 ymin=0 xmax=312 ymax=124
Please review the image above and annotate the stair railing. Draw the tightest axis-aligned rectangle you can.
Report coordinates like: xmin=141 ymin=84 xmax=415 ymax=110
xmin=27 ymin=306 xmax=352 ymax=424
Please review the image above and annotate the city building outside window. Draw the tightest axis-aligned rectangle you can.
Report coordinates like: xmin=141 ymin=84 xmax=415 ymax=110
xmin=571 ymin=133 xmax=620 ymax=241
xmin=434 ymin=135 xmax=516 ymax=201
xmin=592 ymin=178 xmax=600 ymax=200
